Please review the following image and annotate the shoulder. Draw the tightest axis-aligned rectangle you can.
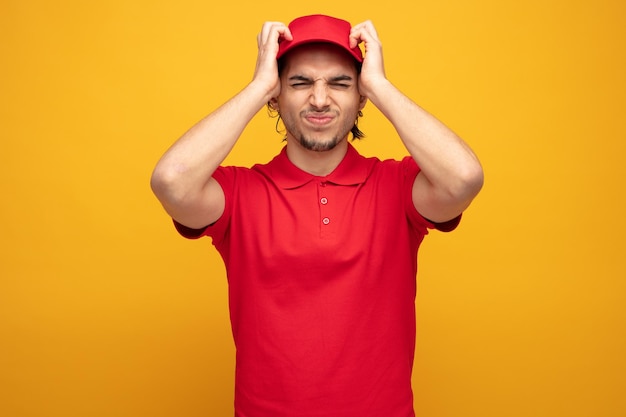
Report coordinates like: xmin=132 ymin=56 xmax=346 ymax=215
xmin=366 ymin=154 xmax=421 ymax=181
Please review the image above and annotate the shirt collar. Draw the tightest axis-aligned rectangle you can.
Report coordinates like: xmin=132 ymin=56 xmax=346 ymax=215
xmin=265 ymin=143 xmax=374 ymax=189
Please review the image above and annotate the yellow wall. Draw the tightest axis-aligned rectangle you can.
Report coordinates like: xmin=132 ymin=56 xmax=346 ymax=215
xmin=1 ymin=0 xmax=624 ymax=416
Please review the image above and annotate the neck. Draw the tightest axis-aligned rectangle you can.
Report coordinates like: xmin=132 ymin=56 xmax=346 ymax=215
xmin=285 ymin=138 xmax=349 ymax=176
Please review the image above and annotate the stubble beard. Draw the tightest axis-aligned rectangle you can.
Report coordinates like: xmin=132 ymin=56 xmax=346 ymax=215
xmin=286 ymin=110 xmax=355 ymax=153
xmin=297 ymin=134 xmax=342 ymax=152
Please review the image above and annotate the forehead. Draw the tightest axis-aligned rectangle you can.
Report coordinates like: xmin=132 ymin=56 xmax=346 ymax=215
xmin=280 ymin=43 xmax=359 ymax=77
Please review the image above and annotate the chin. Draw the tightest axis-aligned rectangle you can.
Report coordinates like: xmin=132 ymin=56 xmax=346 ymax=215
xmin=298 ymin=136 xmax=341 ymax=152
xmin=296 ymin=131 xmax=350 ymax=152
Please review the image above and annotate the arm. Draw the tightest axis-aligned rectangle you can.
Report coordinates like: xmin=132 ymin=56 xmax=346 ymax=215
xmin=150 ymin=22 xmax=292 ymax=229
xmin=350 ymin=21 xmax=484 ymax=223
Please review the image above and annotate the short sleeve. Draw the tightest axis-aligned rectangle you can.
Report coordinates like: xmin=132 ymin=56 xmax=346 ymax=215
xmin=428 ymin=214 xmax=462 ymax=232
xmin=173 ymin=220 xmax=209 ymax=239
xmin=172 ymin=166 xmax=236 ymax=245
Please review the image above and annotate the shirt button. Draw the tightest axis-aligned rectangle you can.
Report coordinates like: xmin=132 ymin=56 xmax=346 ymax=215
xmin=322 ymin=217 xmax=330 ymax=225
xmin=320 ymin=197 xmax=328 ymax=205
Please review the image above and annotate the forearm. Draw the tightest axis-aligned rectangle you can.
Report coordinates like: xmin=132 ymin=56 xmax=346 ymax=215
xmin=151 ymin=80 xmax=271 ymax=203
xmin=368 ymin=79 xmax=483 ymax=199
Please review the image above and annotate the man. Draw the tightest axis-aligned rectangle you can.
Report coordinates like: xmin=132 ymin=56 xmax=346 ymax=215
xmin=151 ymin=14 xmax=483 ymax=417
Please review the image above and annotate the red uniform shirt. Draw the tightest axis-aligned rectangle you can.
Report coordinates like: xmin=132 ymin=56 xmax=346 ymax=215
xmin=176 ymin=144 xmax=459 ymax=417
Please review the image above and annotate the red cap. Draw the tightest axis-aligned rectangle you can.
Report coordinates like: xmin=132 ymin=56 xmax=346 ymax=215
xmin=277 ymin=15 xmax=363 ymax=63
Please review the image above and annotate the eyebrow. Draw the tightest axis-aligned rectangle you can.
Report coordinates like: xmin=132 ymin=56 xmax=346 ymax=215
xmin=288 ymin=74 xmax=354 ymax=83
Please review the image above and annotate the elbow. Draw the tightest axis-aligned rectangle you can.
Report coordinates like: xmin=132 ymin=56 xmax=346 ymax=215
xmin=150 ymin=164 xmax=169 ymax=199
xmin=446 ymin=161 xmax=484 ymax=203
xmin=463 ymin=162 xmax=485 ymax=197
xmin=150 ymin=163 xmax=186 ymax=205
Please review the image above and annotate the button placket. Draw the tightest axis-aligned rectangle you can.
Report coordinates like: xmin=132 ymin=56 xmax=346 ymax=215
xmin=320 ymin=187 xmax=329 ymax=226
xmin=319 ymin=181 xmax=332 ymax=237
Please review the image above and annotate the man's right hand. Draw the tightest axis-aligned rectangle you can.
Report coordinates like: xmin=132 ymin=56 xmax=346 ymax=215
xmin=151 ymin=21 xmax=293 ymax=230
xmin=252 ymin=21 xmax=292 ymax=100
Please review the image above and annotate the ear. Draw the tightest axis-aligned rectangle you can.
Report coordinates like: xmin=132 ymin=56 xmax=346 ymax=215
xmin=358 ymin=95 xmax=368 ymax=111
xmin=268 ymin=97 xmax=279 ymax=111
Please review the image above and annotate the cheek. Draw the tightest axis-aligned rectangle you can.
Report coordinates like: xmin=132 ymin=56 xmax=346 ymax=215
xmin=278 ymin=107 xmax=298 ymax=132
xmin=343 ymin=100 xmax=362 ymax=120
xmin=276 ymin=95 xmax=301 ymax=115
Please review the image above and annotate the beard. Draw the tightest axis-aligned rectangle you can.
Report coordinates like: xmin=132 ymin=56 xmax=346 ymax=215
xmin=297 ymin=134 xmax=342 ymax=152
xmin=284 ymin=109 xmax=356 ymax=152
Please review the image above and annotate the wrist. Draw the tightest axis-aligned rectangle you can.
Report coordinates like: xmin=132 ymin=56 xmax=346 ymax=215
xmin=245 ymin=78 xmax=279 ymax=107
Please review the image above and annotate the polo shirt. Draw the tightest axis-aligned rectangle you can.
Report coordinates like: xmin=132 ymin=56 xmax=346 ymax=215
xmin=175 ymin=143 xmax=460 ymax=417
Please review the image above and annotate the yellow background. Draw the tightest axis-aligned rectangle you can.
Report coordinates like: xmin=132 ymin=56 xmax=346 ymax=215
xmin=2 ymin=0 xmax=624 ymax=416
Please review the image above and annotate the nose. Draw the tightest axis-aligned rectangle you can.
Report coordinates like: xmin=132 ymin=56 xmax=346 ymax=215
xmin=309 ymin=81 xmax=330 ymax=109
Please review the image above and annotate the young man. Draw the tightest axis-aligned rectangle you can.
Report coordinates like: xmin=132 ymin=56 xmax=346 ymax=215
xmin=151 ymin=14 xmax=483 ymax=417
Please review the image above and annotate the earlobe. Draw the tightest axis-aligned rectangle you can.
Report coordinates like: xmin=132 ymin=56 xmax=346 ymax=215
xmin=359 ymin=95 xmax=368 ymax=110
xmin=268 ymin=98 xmax=279 ymax=111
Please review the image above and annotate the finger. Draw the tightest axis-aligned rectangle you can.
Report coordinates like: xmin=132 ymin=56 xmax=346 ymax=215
xmin=258 ymin=21 xmax=291 ymax=48
xmin=362 ymin=20 xmax=379 ymax=39
xmin=350 ymin=20 xmax=379 ymax=48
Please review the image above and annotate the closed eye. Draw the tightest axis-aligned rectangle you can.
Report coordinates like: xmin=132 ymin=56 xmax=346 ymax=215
xmin=288 ymin=75 xmax=354 ymax=89
xmin=290 ymin=82 xmax=312 ymax=88
xmin=329 ymin=75 xmax=354 ymax=89
xmin=289 ymin=76 xmax=313 ymax=88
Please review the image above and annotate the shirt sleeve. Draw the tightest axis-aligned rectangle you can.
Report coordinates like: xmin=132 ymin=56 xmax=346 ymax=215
xmin=172 ymin=166 xmax=236 ymax=244
xmin=429 ymin=215 xmax=462 ymax=232
xmin=173 ymin=220 xmax=209 ymax=239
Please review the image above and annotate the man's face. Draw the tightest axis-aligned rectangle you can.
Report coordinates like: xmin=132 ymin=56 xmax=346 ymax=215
xmin=275 ymin=44 xmax=365 ymax=152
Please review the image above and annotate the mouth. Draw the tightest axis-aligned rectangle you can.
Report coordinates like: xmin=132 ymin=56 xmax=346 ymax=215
xmin=304 ymin=112 xmax=335 ymax=127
